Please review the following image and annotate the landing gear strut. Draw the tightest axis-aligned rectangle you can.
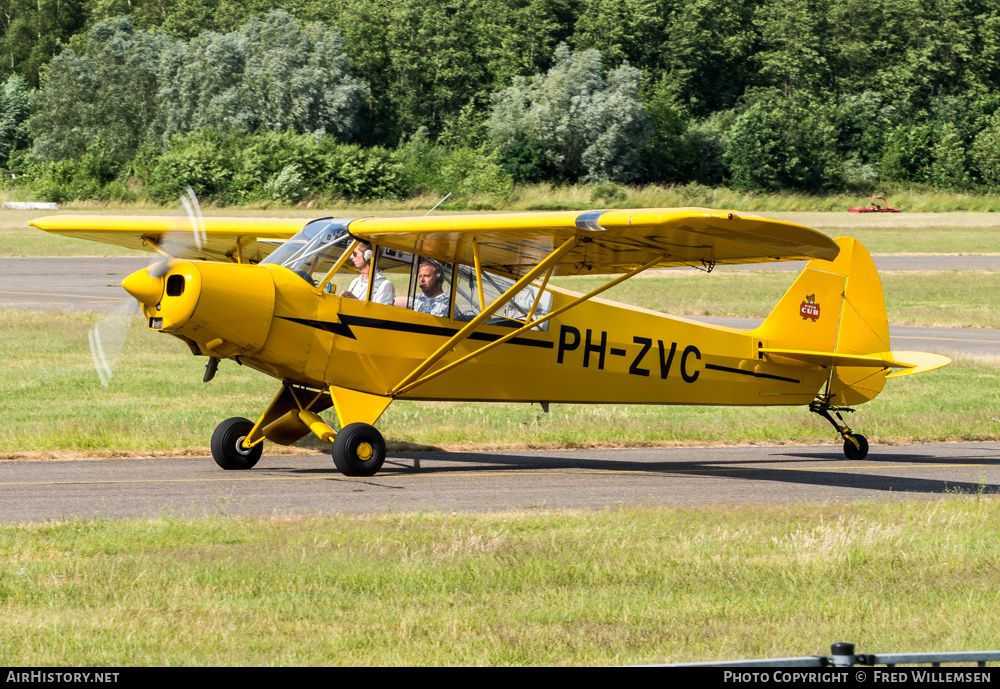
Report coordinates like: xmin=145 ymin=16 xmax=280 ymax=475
xmin=809 ymin=401 xmax=869 ymax=460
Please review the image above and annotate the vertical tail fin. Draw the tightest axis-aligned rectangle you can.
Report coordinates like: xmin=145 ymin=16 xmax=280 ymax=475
xmin=753 ymin=237 xmax=890 ymax=405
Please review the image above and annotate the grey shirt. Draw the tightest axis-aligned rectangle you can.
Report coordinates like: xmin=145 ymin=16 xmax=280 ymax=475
xmin=413 ymin=291 xmax=450 ymax=317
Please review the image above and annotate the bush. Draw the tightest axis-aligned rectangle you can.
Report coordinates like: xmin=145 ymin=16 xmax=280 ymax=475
xmin=929 ymin=124 xmax=971 ymax=191
xmin=590 ymin=182 xmax=628 ymax=206
xmin=320 ymin=143 xmax=408 ymax=201
xmin=438 ymin=147 xmax=512 ymax=200
xmin=397 ymin=129 xmax=450 ymax=194
xmin=880 ymin=124 xmax=935 ymax=184
xmin=262 ymin=164 xmax=310 ymax=202
xmin=677 ymin=112 xmax=733 ymax=186
xmin=497 ymin=131 xmax=557 ymax=183
xmin=228 ymin=131 xmax=323 ymax=202
xmin=149 ymin=132 xmax=234 ymax=202
xmin=640 ymin=73 xmax=689 ymax=184
xmin=971 ymin=112 xmax=1000 ymax=189
xmin=27 ymin=160 xmax=99 ymax=203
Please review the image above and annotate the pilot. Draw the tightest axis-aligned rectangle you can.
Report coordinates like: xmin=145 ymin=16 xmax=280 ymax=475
xmin=411 ymin=261 xmax=450 ymax=316
xmin=340 ymin=242 xmax=395 ymax=305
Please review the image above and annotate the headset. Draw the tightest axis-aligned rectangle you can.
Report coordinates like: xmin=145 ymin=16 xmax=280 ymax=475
xmin=357 ymin=243 xmax=373 ymax=264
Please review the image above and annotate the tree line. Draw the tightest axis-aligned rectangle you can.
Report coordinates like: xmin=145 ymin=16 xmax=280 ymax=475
xmin=2 ymin=0 xmax=1000 ymax=202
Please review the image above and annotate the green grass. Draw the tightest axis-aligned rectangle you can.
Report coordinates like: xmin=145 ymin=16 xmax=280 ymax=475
xmin=1 ymin=308 xmax=995 ymax=456
xmin=2 ymin=499 xmax=999 ymax=665
xmin=9 ymin=179 xmax=1000 ymax=213
xmin=761 ymin=211 xmax=1000 ymax=254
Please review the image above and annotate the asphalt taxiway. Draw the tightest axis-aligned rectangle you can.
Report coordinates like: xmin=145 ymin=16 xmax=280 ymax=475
xmin=2 ymin=442 xmax=999 ymax=521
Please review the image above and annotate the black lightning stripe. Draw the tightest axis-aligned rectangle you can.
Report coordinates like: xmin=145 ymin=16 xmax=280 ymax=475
xmin=278 ymin=317 xmax=356 ymax=338
xmin=277 ymin=314 xmax=554 ymax=349
xmin=704 ymin=363 xmax=800 ymax=384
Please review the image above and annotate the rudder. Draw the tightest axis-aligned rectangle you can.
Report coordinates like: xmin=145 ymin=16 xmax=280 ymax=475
xmin=753 ymin=237 xmax=890 ymax=405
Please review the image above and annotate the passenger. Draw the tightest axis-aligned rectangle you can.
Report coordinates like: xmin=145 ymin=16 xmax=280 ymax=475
xmin=340 ymin=242 xmax=395 ymax=305
xmin=411 ymin=261 xmax=450 ymax=316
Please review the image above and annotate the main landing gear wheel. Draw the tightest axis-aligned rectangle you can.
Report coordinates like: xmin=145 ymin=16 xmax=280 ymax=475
xmin=211 ymin=417 xmax=263 ymax=470
xmin=332 ymin=423 xmax=386 ymax=477
xmin=843 ymin=434 xmax=869 ymax=460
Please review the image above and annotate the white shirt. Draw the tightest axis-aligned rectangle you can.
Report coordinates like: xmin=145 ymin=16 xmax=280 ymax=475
xmin=347 ymin=271 xmax=395 ymax=305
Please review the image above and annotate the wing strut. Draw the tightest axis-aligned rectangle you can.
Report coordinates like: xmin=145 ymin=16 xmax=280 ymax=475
xmin=392 ymin=254 xmax=664 ymax=397
xmin=390 ymin=236 xmax=580 ymax=396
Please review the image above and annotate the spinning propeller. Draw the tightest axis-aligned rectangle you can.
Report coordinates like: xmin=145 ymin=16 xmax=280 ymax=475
xmin=88 ymin=186 xmax=207 ymax=388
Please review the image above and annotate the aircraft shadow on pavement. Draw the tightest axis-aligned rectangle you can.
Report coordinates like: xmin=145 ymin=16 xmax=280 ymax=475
xmin=285 ymin=448 xmax=1000 ymax=497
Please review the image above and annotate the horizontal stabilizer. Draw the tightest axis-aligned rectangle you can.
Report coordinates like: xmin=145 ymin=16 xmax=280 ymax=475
xmin=884 ymin=351 xmax=952 ymax=378
xmin=762 ymin=348 xmax=951 ymax=376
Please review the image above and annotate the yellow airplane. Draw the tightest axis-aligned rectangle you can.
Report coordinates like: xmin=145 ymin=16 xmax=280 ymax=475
xmin=31 ymin=208 xmax=950 ymax=476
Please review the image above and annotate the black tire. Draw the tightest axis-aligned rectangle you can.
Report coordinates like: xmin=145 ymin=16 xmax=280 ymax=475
xmin=332 ymin=423 xmax=386 ymax=477
xmin=843 ymin=434 xmax=869 ymax=460
xmin=211 ymin=417 xmax=263 ymax=470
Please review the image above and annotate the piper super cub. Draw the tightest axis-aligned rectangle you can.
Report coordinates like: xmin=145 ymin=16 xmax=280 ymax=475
xmin=31 ymin=208 xmax=950 ymax=476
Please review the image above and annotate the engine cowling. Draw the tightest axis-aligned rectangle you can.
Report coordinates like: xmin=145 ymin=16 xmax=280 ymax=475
xmin=123 ymin=260 xmax=275 ymax=358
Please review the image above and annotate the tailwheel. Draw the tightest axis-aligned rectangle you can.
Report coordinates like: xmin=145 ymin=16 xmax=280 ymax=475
xmin=809 ymin=401 xmax=870 ymax=460
xmin=332 ymin=422 xmax=386 ymax=477
xmin=211 ymin=417 xmax=263 ymax=470
xmin=843 ymin=434 xmax=869 ymax=460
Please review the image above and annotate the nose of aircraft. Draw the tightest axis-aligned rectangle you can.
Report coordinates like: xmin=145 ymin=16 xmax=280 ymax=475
xmin=128 ymin=259 xmax=276 ymax=358
xmin=121 ymin=268 xmax=164 ymax=306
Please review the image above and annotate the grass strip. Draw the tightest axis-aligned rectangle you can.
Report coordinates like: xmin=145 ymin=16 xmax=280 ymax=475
xmin=1 ymin=499 xmax=999 ymax=665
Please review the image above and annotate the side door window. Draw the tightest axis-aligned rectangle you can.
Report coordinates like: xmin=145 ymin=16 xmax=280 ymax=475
xmin=452 ymin=264 xmax=552 ymax=331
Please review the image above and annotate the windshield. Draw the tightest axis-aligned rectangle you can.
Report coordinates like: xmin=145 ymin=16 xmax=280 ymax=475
xmin=260 ymin=218 xmax=354 ymax=285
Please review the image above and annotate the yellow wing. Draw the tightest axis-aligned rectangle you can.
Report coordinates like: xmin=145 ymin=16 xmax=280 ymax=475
xmin=348 ymin=207 xmax=840 ymax=277
xmin=28 ymin=215 xmax=311 ymax=264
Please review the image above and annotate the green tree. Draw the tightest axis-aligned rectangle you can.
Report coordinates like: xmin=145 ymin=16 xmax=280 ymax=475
xmin=29 ymin=17 xmax=175 ymax=162
xmin=833 ymin=91 xmax=896 ymax=184
xmin=0 ymin=74 xmax=32 ymax=168
xmin=677 ymin=111 xmax=733 ymax=186
xmin=0 ymin=0 xmax=87 ymax=86
xmin=158 ymin=11 xmax=368 ymax=140
xmin=659 ymin=0 xmax=761 ymax=117
xmin=572 ymin=0 xmax=671 ymax=67
xmin=488 ymin=44 xmax=652 ymax=182
xmin=753 ymin=0 xmax=829 ymax=96
xmin=725 ymin=90 xmax=843 ymax=191
xmin=640 ymin=72 xmax=689 ymax=183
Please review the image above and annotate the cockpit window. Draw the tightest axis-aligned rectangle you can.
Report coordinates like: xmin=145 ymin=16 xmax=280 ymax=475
xmin=453 ymin=264 xmax=552 ymax=331
xmin=260 ymin=218 xmax=354 ymax=285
